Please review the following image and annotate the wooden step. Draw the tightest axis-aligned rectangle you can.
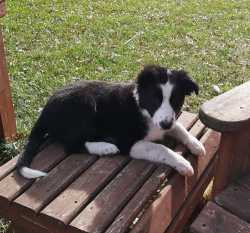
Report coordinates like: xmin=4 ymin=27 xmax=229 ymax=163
xmin=215 ymin=174 xmax=250 ymax=223
xmin=190 ymin=201 xmax=250 ymax=233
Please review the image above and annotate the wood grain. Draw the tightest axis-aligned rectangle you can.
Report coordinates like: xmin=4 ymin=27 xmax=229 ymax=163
xmin=199 ymin=81 xmax=250 ymax=132
xmin=0 ymin=1 xmax=5 ymax=18
xmin=0 ymin=144 xmax=67 ymax=205
xmin=40 ymin=156 xmax=129 ymax=226
xmin=212 ymin=123 xmax=250 ymax=196
xmin=190 ymin=201 xmax=250 ymax=233
xmin=0 ymin=28 xmax=16 ymax=140
xmin=130 ymin=130 xmax=220 ymax=233
xmin=70 ymin=160 xmax=155 ymax=233
xmin=37 ymin=111 xmax=196 ymax=233
xmin=166 ymin=155 xmax=218 ymax=233
xmin=0 ymin=111 xmax=221 ymax=233
xmin=0 ymin=155 xmax=18 ymax=181
xmin=105 ymin=165 xmax=170 ymax=233
xmin=14 ymin=153 xmax=97 ymax=214
xmin=215 ymin=174 xmax=250 ymax=223
xmin=105 ymin=117 xmax=205 ymax=233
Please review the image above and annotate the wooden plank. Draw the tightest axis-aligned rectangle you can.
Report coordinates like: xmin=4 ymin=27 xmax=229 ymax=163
xmin=7 ymin=220 xmax=51 ymax=233
xmin=70 ymin=160 xmax=156 ymax=233
xmin=39 ymin=156 xmax=129 ymax=227
xmin=237 ymin=174 xmax=250 ymax=190
xmin=190 ymin=201 xmax=250 ymax=233
xmin=130 ymin=130 xmax=220 ymax=233
xmin=0 ymin=155 xmax=18 ymax=181
xmin=212 ymin=123 xmax=250 ymax=196
xmin=105 ymin=119 xmax=205 ymax=233
xmin=13 ymin=153 xmax=97 ymax=214
xmin=215 ymin=174 xmax=250 ymax=223
xmin=186 ymin=131 xmax=220 ymax=191
xmin=67 ymin=111 xmax=197 ymax=233
xmin=188 ymin=120 xmax=206 ymax=139
xmin=0 ymin=143 xmax=67 ymax=207
xmin=177 ymin=111 xmax=197 ymax=129
xmin=105 ymin=165 xmax=169 ymax=233
xmin=0 ymin=140 xmax=53 ymax=181
xmin=166 ymin=155 xmax=218 ymax=233
xmin=0 ymin=29 xmax=16 ymax=139
xmin=212 ymin=132 xmax=236 ymax=196
xmin=0 ymin=1 xmax=5 ymax=18
xmin=199 ymin=81 xmax=250 ymax=132
xmin=0 ymin=8 xmax=7 ymax=93
xmin=1 ymin=111 xmax=196 ymax=232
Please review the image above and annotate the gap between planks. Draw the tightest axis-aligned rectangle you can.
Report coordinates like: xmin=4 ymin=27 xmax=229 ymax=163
xmin=129 ymin=130 xmax=220 ymax=233
xmin=0 ymin=111 xmax=199 ymax=233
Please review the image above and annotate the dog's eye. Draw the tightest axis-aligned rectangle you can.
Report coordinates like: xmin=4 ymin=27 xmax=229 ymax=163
xmin=154 ymin=90 xmax=163 ymax=102
xmin=170 ymin=89 xmax=185 ymax=114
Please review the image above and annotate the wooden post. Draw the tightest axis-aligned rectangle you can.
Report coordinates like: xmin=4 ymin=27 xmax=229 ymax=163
xmin=0 ymin=0 xmax=16 ymax=140
xmin=199 ymin=81 xmax=250 ymax=196
xmin=212 ymin=124 xmax=250 ymax=196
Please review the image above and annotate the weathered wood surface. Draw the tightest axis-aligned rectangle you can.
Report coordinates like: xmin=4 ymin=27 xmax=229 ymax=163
xmin=0 ymin=144 xmax=67 ymax=207
xmin=0 ymin=155 xmax=18 ymax=180
xmin=0 ymin=26 xmax=16 ymax=139
xmin=199 ymin=81 xmax=250 ymax=132
xmin=130 ymin=130 xmax=220 ymax=233
xmin=7 ymin=220 xmax=51 ymax=233
xmin=0 ymin=1 xmax=5 ymax=18
xmin=14 ymin=154 xmax=97 ymax=214
xmin=70 ymin=160 xmax=155 ymax=233
xmin=0 ymin=111 xmax=219 ymax=233
xmin=40 ymin=156 xmax=129 ymax=226
xmin=105 ymin=119 xmax=204 ymax=233
xmin=212 ymin=123 xmax=250 ymax=196
xmin=215 ymin=174 xmax=250 ymax=223
xmin=166 ymin=155 xmax=218 ymax=233
xmin=190 ymin=201 xmax=250 ymax=233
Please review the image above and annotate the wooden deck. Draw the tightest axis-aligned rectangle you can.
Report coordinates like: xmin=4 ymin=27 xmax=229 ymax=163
xmin=190 ymin=174 xmax=250 ymax=233
xmin=0 ymin=111 xmax=220 ymax=233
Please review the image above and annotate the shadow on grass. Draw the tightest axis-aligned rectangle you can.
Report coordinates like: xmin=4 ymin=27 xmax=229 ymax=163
xmin=0 ymin=140 xmax=19 ymax=166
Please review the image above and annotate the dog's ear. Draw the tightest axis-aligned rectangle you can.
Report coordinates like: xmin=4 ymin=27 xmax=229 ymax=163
xmin=174 ymin=70 xmax=199 ymax=96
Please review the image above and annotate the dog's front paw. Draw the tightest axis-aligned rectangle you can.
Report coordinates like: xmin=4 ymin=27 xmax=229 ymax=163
xmin=85 ymin=142 xmax=120 ymax=156
xmin=186 ymin=136 xmax=206 ymax=157
xmin=175 ymin=159 xmax=194 ymax=177
xmin=101 ymin=143 xmax=120 ymax=155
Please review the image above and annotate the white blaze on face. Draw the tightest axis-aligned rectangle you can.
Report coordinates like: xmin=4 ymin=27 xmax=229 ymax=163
xmin=152 ymin=82 xmax=175 ymax=128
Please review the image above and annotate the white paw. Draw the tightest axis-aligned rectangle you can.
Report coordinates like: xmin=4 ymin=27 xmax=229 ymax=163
xmin=186 ymin=136 xmax=206 ymax=157
xmin=175 ymin=159 xmax=194 ymax=177
xmin=85 ymin=142 xmax=120 ymax=156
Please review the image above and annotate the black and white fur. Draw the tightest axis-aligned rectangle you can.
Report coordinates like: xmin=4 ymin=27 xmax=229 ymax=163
xmin=17 ymin=65 xmax=205 ymax=179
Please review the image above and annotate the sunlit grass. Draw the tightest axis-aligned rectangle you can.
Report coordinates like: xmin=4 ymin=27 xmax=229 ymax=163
xmin=2 ymin=0 xmax=249 ymax=139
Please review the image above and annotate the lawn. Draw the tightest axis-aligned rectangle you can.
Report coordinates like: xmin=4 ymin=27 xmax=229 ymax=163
xmin=0 ymin=0 xmax=250 ymax=232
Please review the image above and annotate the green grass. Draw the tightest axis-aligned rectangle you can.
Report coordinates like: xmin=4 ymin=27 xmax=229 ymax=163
xmin=0 ymin=0 xmax=250 ymax=231
xmin=2 ymin=0 xmax=249 ymax=140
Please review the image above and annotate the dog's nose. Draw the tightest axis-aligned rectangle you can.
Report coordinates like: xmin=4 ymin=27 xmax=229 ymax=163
xmin=160 ymin=119 xmax=174 ymax=130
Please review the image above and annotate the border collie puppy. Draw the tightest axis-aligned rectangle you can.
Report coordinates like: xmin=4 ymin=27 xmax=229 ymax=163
xmin=17 ymin=65 xmax=205 ymax=179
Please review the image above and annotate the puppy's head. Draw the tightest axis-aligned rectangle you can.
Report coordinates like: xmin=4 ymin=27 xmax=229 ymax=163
xmin=135 ymin=65 xmax=198 ymax=130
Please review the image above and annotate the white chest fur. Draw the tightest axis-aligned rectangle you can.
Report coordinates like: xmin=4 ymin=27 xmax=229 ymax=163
xmin=144 ymin=120 xmax=166 ymax=141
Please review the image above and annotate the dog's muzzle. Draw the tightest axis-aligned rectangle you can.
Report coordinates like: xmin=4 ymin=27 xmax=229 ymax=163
xmin=160 ymin=118 xmax=174 ymax=130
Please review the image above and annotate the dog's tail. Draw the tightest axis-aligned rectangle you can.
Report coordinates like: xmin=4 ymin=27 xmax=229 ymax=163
xmin=16 ymin=114 xmax=48 ymax=179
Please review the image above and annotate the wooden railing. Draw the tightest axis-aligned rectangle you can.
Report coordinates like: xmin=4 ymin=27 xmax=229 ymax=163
xmin=199 ymin=81 xmax=250 ymax=196
xmin=0 ymin=0 xmax=16 ymax=140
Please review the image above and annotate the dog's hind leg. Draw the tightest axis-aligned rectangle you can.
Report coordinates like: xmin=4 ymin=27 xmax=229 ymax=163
xmin=85 ymin=141 xmax=120 ymax=156
xmin=130 ymin=140 xmax=194 ymax=176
